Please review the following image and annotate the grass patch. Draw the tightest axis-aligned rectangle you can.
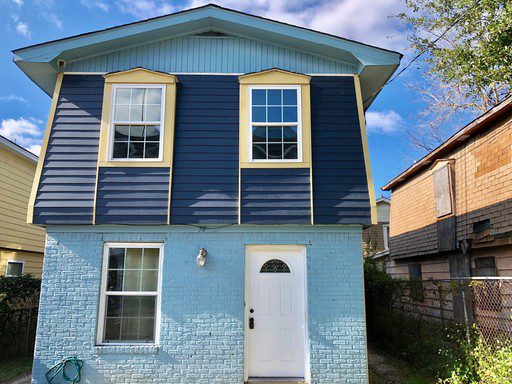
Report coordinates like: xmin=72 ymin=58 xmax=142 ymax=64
xmin=0 ymin=356 xmax=32 ymax=383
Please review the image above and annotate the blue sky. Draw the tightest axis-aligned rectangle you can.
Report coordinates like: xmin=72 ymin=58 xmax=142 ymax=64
xmin=0 ymin=0 xmax=433 ymax=196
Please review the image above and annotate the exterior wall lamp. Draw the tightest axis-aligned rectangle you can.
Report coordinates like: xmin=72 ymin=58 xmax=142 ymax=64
xmin=197 ymin=248 xmax=207 ymax=267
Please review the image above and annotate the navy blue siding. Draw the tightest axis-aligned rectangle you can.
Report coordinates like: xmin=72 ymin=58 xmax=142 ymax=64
xmin=241 ymin=168 xmax=311 ymax=224
xmin=169 ymin=75 xmax=239 ymax=224
xmin=96 ymin=167 xmax=169 ymax=224
xmin=33 ymin=75 xmax=104 ymax=224
xmin=310 ymin=77 xmax=371 ymax=225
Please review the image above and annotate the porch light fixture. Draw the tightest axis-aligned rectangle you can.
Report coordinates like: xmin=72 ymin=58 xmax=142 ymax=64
xmin=197 ymin=248 xmax=207 ymax=267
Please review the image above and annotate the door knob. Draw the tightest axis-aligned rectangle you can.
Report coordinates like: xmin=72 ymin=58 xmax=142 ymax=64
xmin=249 ymin=317 xmax=254 ymax=329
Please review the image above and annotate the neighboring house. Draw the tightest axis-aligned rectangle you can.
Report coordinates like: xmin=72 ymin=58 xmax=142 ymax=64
xmin=0 ymin=135 xmax=45 ymax=278
xmin=14 ymin=5 xmax=401 ymax=383
xmin=382 ymin=97 xmax=512 ymax=283
xmin=362 ymin=196 xmax=390 ymax=257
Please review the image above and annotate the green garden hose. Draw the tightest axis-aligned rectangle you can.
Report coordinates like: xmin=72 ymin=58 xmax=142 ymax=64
xmin=46 ymin=356 xmax=83 ymax=383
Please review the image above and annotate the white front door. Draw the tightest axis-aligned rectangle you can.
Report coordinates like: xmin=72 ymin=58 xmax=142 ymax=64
xmin=245 ymin=245 xmax=307 ymax=379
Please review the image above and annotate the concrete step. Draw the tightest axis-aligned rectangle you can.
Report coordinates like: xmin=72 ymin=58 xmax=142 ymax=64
xmin=246 ymin=378 xmax=307 ymax=384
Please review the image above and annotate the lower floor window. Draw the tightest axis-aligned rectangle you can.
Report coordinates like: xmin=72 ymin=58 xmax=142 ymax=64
xmin=98 ymin=244 xmax=162 ymax=344
xmin=5 ymin=261 xmax=24 ymax=277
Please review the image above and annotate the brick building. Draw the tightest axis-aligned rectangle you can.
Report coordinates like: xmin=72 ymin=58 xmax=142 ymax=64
xmin=382 ymin=97 xmax=512 ymax=281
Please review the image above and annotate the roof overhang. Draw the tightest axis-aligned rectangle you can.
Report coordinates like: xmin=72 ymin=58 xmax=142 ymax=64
xmin=383 ymin=96 xmax=512 ymax=191
xmin=13 ymin=4 xmax=401 ymax=107
xmin=0 ymin=135 xmax=38 ymax=163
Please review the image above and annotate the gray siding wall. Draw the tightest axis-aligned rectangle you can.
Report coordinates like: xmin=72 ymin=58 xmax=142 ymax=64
xmin=96 ymin=167 xmax=170 ymax=224
xmin=310 ymin=76 xmax=371 ymax=225
xmin=169 ymin=75 xmax=239 ymax=224
xmin=241 ymin=168 xmax=311 ymax=224
xmin=33 ymin=75 xmax=103 ymax=224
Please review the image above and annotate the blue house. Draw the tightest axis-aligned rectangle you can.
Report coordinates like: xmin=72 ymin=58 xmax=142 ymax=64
xmin=14 ymin=5 xmax=401 ymax=383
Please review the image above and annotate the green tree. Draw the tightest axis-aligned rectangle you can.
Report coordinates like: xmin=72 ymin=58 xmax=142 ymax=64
xmin=399 ymin=0 xmax=512 ymax=151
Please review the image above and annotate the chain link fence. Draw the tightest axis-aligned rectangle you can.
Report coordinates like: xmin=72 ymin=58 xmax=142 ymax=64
xmin=392 ymin=277 xmax=512 ymax=343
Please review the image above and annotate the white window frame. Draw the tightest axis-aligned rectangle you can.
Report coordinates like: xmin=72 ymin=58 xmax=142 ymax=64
xmin=248 ymin=85 xmax=302 ymax=163
xmin=96 ymin=242 xmax=164 ymax=346
xmin=108 ymin=84 xmax=166 ymax=162
xmin=383 ymin=224 xmax=390 ymax=250
xmin=5 ymin=260 xmax=24 ymax=277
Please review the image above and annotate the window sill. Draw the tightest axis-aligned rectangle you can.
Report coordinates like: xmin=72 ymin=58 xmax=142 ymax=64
xmin=94 ymin=345 xmax=159 ymax=355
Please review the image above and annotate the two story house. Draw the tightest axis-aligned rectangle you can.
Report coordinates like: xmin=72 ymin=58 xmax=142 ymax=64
xmin=0 ymin=135 xmax=45 ymax=277
xmin=14 ymin=5 xmax=401 ymax=383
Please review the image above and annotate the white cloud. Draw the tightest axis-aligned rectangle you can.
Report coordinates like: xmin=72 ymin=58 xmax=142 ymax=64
xmin=187 ymin=0 xmax=407 ymax=51
xmin=80 ymin=0 xmax=110 ymax=12
xmin=0 ymin=94 xmax=28 ymax=103
xmin=12 ymin=0 xmax=23 ymax=6
xmin=41 ymin=13 xmax=63 ymax=30
xmin=26 ymin=144 xmax=42 ymax=156
xmin=0 ymin=117 xmax=43 ymax=153
xmin=366 ymin=110 xmax=403 ymax=134
xmin=116 ymin=0 xmax=178 ymax=18
xmin=15 ymin=21 xmax=31 ymax=38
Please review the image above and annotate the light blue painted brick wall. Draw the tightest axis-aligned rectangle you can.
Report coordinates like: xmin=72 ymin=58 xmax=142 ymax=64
xmin=33 ymin=226 xmax=367 ymax=384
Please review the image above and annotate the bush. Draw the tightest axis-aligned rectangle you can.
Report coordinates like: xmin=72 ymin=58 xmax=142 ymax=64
xmin=440 ymin=333 xmax=512 ymax=384
xmin=0 ymin=274 xmax=40 ymax=311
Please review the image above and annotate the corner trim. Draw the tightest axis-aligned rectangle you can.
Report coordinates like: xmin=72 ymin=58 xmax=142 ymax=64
xmin=27 ymin=72 xmax=64 ymax=225
xmin=354 ymin=75 xmax=377 ymax=224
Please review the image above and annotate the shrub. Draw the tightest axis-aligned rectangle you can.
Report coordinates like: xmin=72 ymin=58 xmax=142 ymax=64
xmin=0 ymin=275 xmax=40 ymax=311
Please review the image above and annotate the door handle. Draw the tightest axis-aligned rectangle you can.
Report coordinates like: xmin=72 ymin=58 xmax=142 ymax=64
xmin=249 ymin=317 xmax=254 ymax=329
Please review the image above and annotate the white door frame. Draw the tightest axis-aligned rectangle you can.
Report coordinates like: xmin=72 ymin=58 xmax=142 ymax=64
xmin=243 ymin=244 xmax=310 ymax=381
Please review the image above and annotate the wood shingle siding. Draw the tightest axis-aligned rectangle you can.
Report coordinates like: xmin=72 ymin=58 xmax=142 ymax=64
xmin=34 ymin=75 xmax=104 ymax=224
xmin=169 ymin=75 xmax=239 ymax=224
xmin=241 ymin=168 xmax=311 ymax=224
xmin=310 ymin=76 xmax=371 ymax=225
xmin=96 ymin=167 xmax=170 ymax=224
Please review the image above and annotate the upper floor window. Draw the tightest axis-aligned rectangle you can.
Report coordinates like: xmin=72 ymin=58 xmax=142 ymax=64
xmin=249 ymin=86 xmax=301 ymax=161
xmin=110 ymin=85 xmax=166 ymax=160
xmin=5 ymin=261 xmax=24 ymax=277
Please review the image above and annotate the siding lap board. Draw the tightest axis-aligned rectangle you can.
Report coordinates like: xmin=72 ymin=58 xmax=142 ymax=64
xmin=170 ymin=75 xmax=239 ymax=224
xmin=96 ymin=167 xmax=170 ymax=224
xmin=241 ymin=168 xmax=311 ymax=224
xmin=311 ymin=76 xmax=371 ymax=225
xmin=34 ymin=75 xmax=104 ymax=224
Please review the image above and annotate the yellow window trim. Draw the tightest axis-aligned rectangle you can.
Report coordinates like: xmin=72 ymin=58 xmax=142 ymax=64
xmin=97 ymin=68 xmax=178 ymax=167
xmin=354 ymin=75 xmax=377 ymax=225
xmin=239 ymin=69 xmax=312 ymax=169
xmin=27 ymin=72 xmax=64 ymax=224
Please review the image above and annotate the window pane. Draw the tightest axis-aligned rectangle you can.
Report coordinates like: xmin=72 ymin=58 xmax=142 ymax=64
xmin=129 ymin=126 xmax=144 ymax=142
xmin=140 ymin=296 xmax=156 ymax=317
xmin=145 ymin=125 xmax=160 ymax=141
xmin=252 ymin=107 xmax=266 ymax=122
xmin=252 ymin=89 xmax=266 ymax=105
xmin=128 ymin=143 xmax=144 ymax=158
xmin=129 ymin=105 xmax=143 ymax=121
xmin=283 ymin=89 xmax=297 ymax=105
xmin=141 ymin=270 xmax=158 ymax=291
xmin=138 ymin=318 xmax=155 ymax=341
xmin=105 ymin=318 xmax=121 ymax=340
xmin=283 ymin=143 xmax=298 ymax=160
xmin=108 ymin=248 xmax=125 ymax=269
xmin=283 ymin=107 xmax=297 ymax=122
xmin=115 ymin=88 xmax=131 ymax=105
xmin=145 ymin=105 xmax=161 ymax=122
xmin=268 ymin=143 xmax=283 ymax=159
xmin=143 ymin=249 xmax=159 ymax=269
xmin=120 ymin=318 xmax=139 ymax=341
xmin=252 ymin=144 xmax=267 ymax=159
xmin=267 ymin=107 xmax=282 ymax=123
xmin=283 ymin=126 xmax=297 ymax=141
xmin=126 ymin=248 xmax=142 ymax=269
xmin=146 ymin=88 xmax=162 ymax=104
xmin=267 ymin=90 xmax=281 ymax=105
xmin=267 ymin=127 xmax=282 ymax=142
xmin=114 ymin=125 xmax=130 ymax=141
xmin=131 ymin=88 xmax=145 ymax=105
xmin=252 ymin=127 xmax=266 ymax=142
xmin=144 ymin=143 xmax=159 ymax=159
xmin=114 ymin=105 xmax=130 ymax=121
xmin=6 ymin=262 xmax=23 ymax=276
xmin=122 ymin=296 xmax=141 ymax=317
xmin=106 ymin=296 xmax=122 ymax=317
xmin=107 ymin=270 xmax=124 ymax=291
xmin=112 ymin=142 xmax=128 ymax=158
xmin=124 ymin=270 xmax=141 ymax=291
